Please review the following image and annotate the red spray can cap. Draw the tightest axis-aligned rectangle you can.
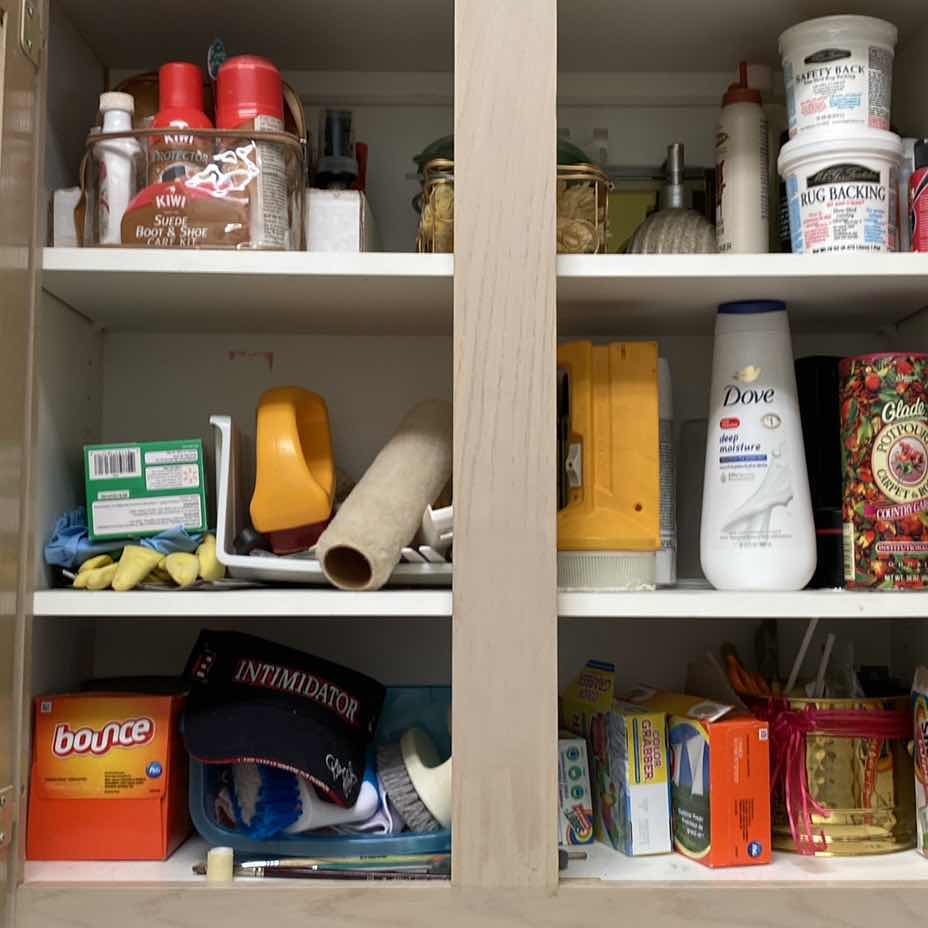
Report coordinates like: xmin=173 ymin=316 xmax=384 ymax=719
xmin=216 ymin=55 xmax=283 ymax=129
xmin=159 ymin=62 xmax=206 ymax=112
xmin=722 ymin=62 xmax=762 ymax=106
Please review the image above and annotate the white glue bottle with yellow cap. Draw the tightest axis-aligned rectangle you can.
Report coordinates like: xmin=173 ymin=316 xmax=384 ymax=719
xmin=700 ymin=300 xmax=816 ymax=590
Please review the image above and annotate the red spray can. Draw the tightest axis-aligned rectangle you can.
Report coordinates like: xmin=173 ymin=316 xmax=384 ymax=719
xmin=910 ymin=139 xmax=928 ymax=252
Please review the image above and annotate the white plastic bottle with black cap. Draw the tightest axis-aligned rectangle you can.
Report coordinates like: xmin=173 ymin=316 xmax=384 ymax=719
xmin=700 ymin=300 xmax=816 ymax=590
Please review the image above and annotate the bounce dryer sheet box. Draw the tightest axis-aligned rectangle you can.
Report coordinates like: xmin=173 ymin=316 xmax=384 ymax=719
xmin=84 ymin=439 xmax=207 ymax=541
xmin=561 ymin=660 xmax=672 ymax=855
xmin=27 ymin=693 xmax=189 ymax=860
xmin=558 ymin=734 xmax=594 ymax=845
xmin=620 ymin=686 xmax=771 ymax=868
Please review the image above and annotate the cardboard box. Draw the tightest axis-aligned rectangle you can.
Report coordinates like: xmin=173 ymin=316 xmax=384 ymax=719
xmin=27 ymin=693 xmax=190 ymax=860
xmin=84 ymin=439 xmax=207 ymax=541
xmin=561 ymin=661 xmax=672 ymax=855
xmin=558 ymin=735 xmax=594 ymax=845
xmin=304 ymin=189 xmax=379 ymax=252
xmin=621 ymin=686 xmax=771 ymax=868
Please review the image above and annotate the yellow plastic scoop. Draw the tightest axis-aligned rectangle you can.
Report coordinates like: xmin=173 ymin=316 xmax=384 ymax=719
xmin=250 ymin=387 xmax=336 ymax=554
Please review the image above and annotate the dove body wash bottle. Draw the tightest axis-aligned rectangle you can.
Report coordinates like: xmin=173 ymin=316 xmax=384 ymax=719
xmin=700 ymin=301 xmax=816 ymax=590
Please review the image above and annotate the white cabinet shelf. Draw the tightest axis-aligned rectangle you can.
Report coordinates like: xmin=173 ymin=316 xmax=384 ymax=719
xmin=25 ymin=838 xmax=208 ymax=884
xmin=43 ymin=250 xmax=928 ymax=337
xmin=32 ymin=589 xmax=452 ymax=617
xmin=41 ymin=249 xmax=453 ymax=334
xmin=34 ymin=588 xmax=925 ymax=621
xmin=558 ymin=253 xmax=928 ymax=334
xmin=558 ymin=588 xmax=928 ymax=619
xmin=562 ymin=840 xmax=928 ymax=884
xmin=23 ymin=834 xmax=927 ymax=887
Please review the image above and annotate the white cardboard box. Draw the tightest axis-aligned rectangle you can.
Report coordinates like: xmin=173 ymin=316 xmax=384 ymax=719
xmin=304 ymin=189 xmax=379 ymax=252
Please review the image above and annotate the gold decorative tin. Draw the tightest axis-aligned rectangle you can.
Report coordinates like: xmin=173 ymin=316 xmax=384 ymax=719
xmin=770 ymin=697 xmax=915 ymax=856
xmin=416 ymin=159 xmax=611 ymax=254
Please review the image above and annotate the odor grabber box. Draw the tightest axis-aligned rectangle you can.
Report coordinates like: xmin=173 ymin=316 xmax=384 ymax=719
xmin=561 ymin=660 xmax=672 ymax=855
xmin=84 ymin=439 xmax=207 ymax=541
xmin=622 ymin=687 xmax=771 ymax=868
xmin=27 ymin=693 xmax=189 ymax=860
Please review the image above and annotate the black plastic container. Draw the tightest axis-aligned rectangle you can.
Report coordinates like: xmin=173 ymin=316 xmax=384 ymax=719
xmin=796 ymin=356 xmax=843 ymax=588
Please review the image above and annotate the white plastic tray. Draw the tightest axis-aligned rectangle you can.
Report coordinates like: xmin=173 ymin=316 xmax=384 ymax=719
xmin=210 ymin=416 xmax=453 ymax=587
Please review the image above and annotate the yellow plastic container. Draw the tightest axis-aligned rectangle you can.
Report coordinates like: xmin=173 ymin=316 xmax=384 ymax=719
xmin=557 ymin=341 xmax=660 ymax=588
xmin=250 ymin=387 xmax=335 ymax=554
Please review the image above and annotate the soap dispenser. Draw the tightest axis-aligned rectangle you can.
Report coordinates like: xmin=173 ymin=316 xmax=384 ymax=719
xmin=628 ymin=143 xmax=717 ymax=254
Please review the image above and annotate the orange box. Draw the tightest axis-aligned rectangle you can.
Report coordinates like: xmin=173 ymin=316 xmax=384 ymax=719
xmin=27 ymin=693 xmax=189 ymax=860
xmin=621 ymin=688 xmax=771 ymax=868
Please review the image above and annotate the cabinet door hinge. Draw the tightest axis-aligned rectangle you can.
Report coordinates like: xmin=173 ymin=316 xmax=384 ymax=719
xmin=19 ymin=0 xmax=41 ymax=68
xmin=0 ymin=785 xmax=16 ymax=849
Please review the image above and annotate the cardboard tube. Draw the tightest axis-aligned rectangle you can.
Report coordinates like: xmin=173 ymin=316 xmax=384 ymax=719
xmin=317 ymin=399 xmax=452 ymax=591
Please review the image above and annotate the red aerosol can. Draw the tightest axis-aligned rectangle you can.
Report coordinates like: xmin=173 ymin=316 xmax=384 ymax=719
xmin=910 ymin=139 xmax=928 ymax=251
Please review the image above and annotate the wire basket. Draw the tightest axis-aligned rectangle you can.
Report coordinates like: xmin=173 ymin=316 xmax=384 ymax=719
xmin=80 ymin=126 xmax=305 ymax=250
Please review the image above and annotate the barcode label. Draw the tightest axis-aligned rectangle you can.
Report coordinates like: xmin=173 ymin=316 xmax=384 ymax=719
xmin=88 ymin=448 xmax=142 ymax=480
xmin=843 ymin=522 xmax=855 ymax=582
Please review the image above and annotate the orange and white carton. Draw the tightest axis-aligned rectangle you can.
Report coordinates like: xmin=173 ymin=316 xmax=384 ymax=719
xmin=620 ymin=686 xmax=771 ymax=868
xmin=27 ymin=693 xmax=189 ymax=860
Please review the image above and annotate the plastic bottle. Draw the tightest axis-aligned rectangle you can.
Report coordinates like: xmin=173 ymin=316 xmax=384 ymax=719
xmin=149 ymin=62 xmax=213 ymax=185
xmin=715 ymin=63 xmax=769 ymax=253
xmin=910 ymin=139 xmax=928 ymax=252
xmin=700 ymin=301 xmax=816 ymax=591
xmin=776 ymin=131 xmax=791 ymax=252
xmin=216 ymin=55 xmax=288 ymax=249
xmin=95 ymin=92 xmax=141 ymax=245
xmin=316 ymin=109 xmax=358 ymax=189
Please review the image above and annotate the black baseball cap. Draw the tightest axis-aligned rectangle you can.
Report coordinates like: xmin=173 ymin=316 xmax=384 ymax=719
xmin=183 ymin=630 xmax=385 ymax=806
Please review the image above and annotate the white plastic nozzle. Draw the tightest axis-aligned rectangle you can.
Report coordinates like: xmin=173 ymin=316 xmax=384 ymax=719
xmin=420 ymin=504 xmax=453 ymax=553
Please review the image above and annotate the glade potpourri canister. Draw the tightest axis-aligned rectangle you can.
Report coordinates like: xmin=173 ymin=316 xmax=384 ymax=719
xmin=840 ymin=353 xmax=928 ymax=589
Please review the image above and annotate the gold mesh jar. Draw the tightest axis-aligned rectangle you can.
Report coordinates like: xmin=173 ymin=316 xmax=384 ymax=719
xmin=416 ymin=159 xmax=611 ymax=254
xmin=770 ymin=696 xmax=915 ymax=856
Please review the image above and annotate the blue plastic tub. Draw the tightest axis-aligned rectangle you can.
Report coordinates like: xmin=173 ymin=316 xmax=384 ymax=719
xmin=188 ymin=685 xmax=451 ymax=856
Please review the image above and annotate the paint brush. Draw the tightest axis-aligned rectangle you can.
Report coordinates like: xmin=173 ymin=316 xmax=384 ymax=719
xmin=238 ymin=853 xmax=449 ymax=870
xmin=193 ymin=854 xmax=451 ymax=878
xmin=191 ymin=862 xmax=447 ymax=880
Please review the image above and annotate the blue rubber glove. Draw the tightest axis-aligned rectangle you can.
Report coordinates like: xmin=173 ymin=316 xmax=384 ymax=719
xmin=44 ymin=507 xmax=206 ymax=570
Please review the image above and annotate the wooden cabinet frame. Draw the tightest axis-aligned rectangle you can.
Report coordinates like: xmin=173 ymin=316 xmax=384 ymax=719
xmin=10 ymin=1 xmax=928 ymax=925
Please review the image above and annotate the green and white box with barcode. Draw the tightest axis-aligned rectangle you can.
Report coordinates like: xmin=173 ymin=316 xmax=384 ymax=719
xmin=84 ymin=440 xmax=208 ymax=541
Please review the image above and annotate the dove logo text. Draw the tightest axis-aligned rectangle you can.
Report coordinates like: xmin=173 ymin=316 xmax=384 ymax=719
xmin=722 ymin=385 xmax=774 ymax=406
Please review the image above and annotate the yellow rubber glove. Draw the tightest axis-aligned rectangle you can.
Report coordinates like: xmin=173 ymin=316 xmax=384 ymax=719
xmin=165 ymin=552 xmax=199 ymax=589
xmin=112 ymin=546 xmax=162 ymax=592
xmin=78 ymin=554 xmax=113 ymax=574
xmin=146 ymin=565 xmax=173 ymax=585
xmin=73 ymin=562 xmax=117 ymax=590
xmin=197 ymin=534 xmax=225 ymax=582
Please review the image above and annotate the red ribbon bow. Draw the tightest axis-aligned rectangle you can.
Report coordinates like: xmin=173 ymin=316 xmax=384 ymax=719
xmin=757 ymin=699 xmax=911 ymax=855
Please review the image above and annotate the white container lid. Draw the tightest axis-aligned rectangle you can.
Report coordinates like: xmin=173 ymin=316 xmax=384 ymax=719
xmin=779 ymin=15 xmax=897 ymax=56
xmin=99 ymin=91 xmax=135 ymax=114
xmin=778 ymin=126 xmax=903 ymax=177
